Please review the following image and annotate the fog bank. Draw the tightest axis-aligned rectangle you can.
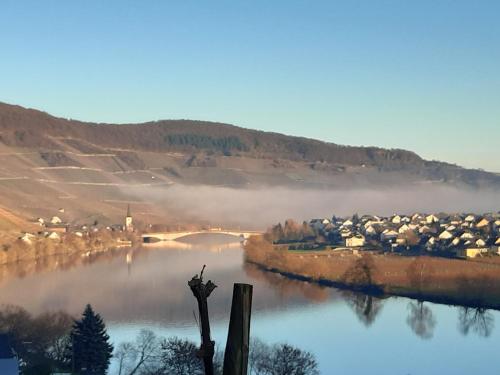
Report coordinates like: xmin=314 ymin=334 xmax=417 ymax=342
xmin=128 ymin=184 xmax=500 ymax=229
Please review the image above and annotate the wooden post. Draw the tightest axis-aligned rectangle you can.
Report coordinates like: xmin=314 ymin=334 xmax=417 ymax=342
xmin=189 ymin=265 xmax=217 ymax=375
xmin=223 ymin=283 xmax=253 ymax=375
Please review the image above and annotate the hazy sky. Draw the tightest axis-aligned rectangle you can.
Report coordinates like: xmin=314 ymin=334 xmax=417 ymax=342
xmin=1 ymin=1 xmax=499 ymax=171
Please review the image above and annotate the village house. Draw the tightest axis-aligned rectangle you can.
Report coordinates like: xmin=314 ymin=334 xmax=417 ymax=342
xmin=396 ymin=235 xmax=407 ymax=246
xmin=19 ymin=232 xmax=36 ymax=244
xmin=46 ymin=232 xmax=61 ymax=240
xmin=340 ymin=228 xmax=352 ymax=238
xmin=464 ymin=214 xmax=476 ymax=223
xmin=419 ymin=225 xmax=432 ymax=234
xmin=426 ymin=214 xmax=439 ymax=224
xmin=460 ymin=231 xmax=474 ymax=240
xmin=426 ymin=236 xmax=436 ymax=250
xmin=365 ymin=225 xmax=377 ymax=236
xmin=476 ymin=217 xmax=491 ymax=229
xmin=346 ymin=234 xmax=365 ymax=247
xmin=342 ymin=219 xmax=353 ymax=227
xmin=398 ymin=224 xmax=411 ymax=234
xmin=411 ymin=213 xmax=423 ymax=222
xmin=301 ymin=211 xmax=499 ymax=258
xmin=50 ymin=216 xmax=63 ymax=224
xmin=391 ymin=215 xmax=401 ymax=224
xmin=457 ymin=247 xmax=489 ymax=259
xmin=45 ymin=223 xmax=69 ymax=233
xmin=475 ymin=238 xmax=487 ymax=247
xmin=363 ymin=221 xmax=378 ymax=231
xmin=381 ymin=229 xmax=398 ymax=242
xmin=438 ymin=230 xmax=454 ymax=240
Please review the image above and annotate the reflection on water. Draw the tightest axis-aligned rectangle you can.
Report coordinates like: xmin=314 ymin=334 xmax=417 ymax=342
xmin=243 ymin=263 xmax=332 ymax=303
xmin=0 ymin=240 xmax=497 ymax=335
xmin=143 ymin=239 xmax=243 ymax=252
xmin=0 ymin=235 xmax=499 ymax=374
xmin=406 ymin=301 xmax=436 ymax=339
xmin=343 ymin=292 xmax=384 ymax=327
xmin=458 ymin=307 xmax=495 ymax=338
xmin=0 ymin=236 xmax=318 ymax=322
xmin=245 ymin=262 xmax=386 ymax=326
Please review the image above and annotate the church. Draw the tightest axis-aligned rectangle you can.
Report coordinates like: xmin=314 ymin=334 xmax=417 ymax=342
xmin=125 ymin=204 xmax=133 ymax=232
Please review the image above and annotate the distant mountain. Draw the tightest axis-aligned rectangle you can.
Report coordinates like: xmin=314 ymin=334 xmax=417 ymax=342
xmin=0 ymin=102 xmax=498 ymax=226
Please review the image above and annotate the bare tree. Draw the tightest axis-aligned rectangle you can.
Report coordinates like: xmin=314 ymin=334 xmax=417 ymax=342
xmin=158 ymin=337 xmax=204 ymax=375
xmin=115 ymin=342 xmax=137 ymax=375
xmin=402 ymin=230 xmax=420 ymax=247
xmin=249 ymin=339 xmax=319 ymax=375
xmin=113 ymin=335 xmax=319 ymax=375
xmin=342 ymin=253 xmax=378 ymax=287
xmin=114 ymin=329 xmax=160 ymax=375
xmin=249 ymin=338 xmax=268 ymax=375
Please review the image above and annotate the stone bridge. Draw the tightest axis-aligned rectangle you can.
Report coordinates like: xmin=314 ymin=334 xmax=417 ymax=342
xmin=142 ymin=229 xmax=262 ymax=243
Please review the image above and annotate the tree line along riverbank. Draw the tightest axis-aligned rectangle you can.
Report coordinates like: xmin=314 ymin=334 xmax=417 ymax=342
xmin=244 ymin=235 xmax=500 ymax=310
xmin=0 ymin=229 xmax=134 ymax=267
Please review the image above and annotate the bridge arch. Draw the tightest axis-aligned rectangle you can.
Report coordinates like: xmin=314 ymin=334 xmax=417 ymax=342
xmin=141 ymin=229 xmax=261 ymax=243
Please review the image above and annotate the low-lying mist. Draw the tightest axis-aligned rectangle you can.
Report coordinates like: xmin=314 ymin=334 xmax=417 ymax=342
xmin=128 ymin=184 xmax=500 ymax=230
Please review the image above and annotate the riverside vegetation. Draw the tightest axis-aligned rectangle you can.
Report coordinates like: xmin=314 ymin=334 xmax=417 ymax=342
xmin=0 ymin=229 xmax=131 ymax=266
xmin=244 ymin=234 xmax=500 ymax=309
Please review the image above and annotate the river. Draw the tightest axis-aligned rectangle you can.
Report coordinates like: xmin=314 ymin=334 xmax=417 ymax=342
xmin=0 ymin=234 xmax=499 ymax=374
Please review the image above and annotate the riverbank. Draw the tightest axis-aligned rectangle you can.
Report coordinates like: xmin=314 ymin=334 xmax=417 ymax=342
xmin=0 ymin=229 xmax=135 ymax=266
xmin=244 ymin=235 xmax=500 ymax=310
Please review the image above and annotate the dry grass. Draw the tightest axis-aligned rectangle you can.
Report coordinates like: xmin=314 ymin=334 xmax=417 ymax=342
xmin=244 ymin=235 xmax=500 ymax=308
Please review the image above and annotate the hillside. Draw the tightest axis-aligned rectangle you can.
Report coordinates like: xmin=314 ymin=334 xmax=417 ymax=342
xmin=0 ymin=102 xmax=498 ymax=226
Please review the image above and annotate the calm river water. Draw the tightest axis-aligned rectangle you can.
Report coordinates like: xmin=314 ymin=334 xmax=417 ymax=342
xmin=0 ymin=234 xmax=499 ymax=374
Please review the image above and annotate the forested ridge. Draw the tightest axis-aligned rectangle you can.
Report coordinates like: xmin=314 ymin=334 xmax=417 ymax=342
xmin=0 ymin=102 xmax=498 ymax=187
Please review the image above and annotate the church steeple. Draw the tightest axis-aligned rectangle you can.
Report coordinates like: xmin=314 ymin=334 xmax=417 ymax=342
xmin=125 ymin=204 xmax=133 ymax=232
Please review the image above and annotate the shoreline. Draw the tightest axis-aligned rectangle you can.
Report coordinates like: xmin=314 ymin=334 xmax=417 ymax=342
xmin=244 ymin=236 xmax=500 ymax=311
xmin=246 ymin=259 xmax=500 ymax=311
xmin=0 ymin=230 xmax=135 ymax=267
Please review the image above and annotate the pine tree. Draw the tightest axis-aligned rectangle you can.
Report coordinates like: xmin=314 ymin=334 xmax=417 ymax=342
xmin=67 ymin=304 xmax=113 ymax=374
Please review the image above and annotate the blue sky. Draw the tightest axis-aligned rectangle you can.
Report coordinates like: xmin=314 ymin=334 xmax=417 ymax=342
xmin=1 ymin=0 xmax=499 ymax=171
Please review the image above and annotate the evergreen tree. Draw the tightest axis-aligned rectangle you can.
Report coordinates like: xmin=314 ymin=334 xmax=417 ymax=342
xmin=352 ymin=213 xmax=360 ymax=226
xmin=271 ymin=223 xmax=285 ymax=243
xmin=67 ymin=304 xmax=113 ymax=374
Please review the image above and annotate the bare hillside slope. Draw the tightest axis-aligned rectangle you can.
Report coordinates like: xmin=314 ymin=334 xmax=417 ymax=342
xmin=0 ymin=102 xmax=497 ymax=226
